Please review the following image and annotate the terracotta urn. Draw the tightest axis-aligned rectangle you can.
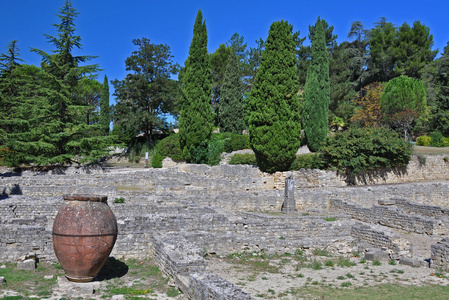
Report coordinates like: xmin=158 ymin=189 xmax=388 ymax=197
xmin=52 ymin=194 xmax=118 ymax=282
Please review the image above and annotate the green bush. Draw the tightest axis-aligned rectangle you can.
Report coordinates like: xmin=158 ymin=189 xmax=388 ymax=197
xmin=190 ymin=138 xmax=226 ymax=166
xmin=151 ymin=134 xmax=183 ymax=168
xmin=229 ymin=153 xmax=257 ymax=165
xmin=430 ymin=131 xmax=444 ymax=147
xmin=290 ymin=153 xmax=323 ymax=170
xmin=222 ymin=134 xmax=250 ymax=153
xmin=321 ymin=127 xmax=412 ymax=176
xmin=443 ymin=138 xmax=449 ymax=147
xmin=416 ymin=135 xmax=431 ymax=146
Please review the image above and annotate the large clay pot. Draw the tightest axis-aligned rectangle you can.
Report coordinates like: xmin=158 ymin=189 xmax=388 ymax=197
xmin=52 ymin=194 xmax=118 ymax=282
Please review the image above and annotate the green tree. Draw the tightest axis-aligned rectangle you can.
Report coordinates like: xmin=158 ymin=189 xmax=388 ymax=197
xmin=430 ymin=42 xmax=449 ymax=135
xmin=392 ymin=21 xmax=438 ymax=79
xmin=178 ymin=10 xmax=213 ymax=160
xmin=0 ymin=40 xmax=24 ymax=73
xmin=219 ymin=50 xmax=244 ymax=134
xmin=3 ymin=0 xmax=111 ymax=166
xmin=381 ymin=75 xmax=427 ymax=141
xmin=210 ymin=43 xmax=231 ymax=123
xmin=112 ymin=38 xmax=179 ymax=146
xmin=248 ymin=20 xmax=301 ymax=173
xmin=75 ymin=77 xmax=102 ymax=125
xmin=303 ymin=17 xmax=330 ymax=152
xmin=368 ymin=18 xmax=396 ymax=83
xmin=100 ymin=74 xmax=110 ymax=134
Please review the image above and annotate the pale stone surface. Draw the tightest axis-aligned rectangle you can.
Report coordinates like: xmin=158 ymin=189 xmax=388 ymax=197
xmin=17 ymin=259 xmax=36 ymax=271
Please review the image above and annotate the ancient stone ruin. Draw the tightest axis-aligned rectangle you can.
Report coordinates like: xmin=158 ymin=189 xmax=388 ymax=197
xmin=1 ymin=154 xmax=449 ymax=298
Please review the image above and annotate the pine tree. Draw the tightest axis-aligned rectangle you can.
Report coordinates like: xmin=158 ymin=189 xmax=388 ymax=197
xmin=303 ymin=17 xmax=330 ymax=152
xmin=219 ymin=50 xmax=244 ymax=134
xmin=248 ymin=20 xmax=301 ymax=173
xmin=100 ymin=75 xmax=110 ymax=134
xmin=178 ymin=10 xmax=213 ymax=160
xmin=2 ymin=0 xmax=111 ymax=166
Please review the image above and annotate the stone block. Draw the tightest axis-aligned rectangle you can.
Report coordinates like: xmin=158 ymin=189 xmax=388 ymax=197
xmin=399 ymin=257 xmax=421 ymax=267
xmin=57 ymin=276 xmax=100 ymax=295
xmin=17 ymin=259 xmax=36 ymax=270
xmin=378 ymin=199 xmax=396 ymax=206
xmin=365 ymin=250 xmax=390 ymax=262
xmin=0 ymin=276 xmax=5 ymax=285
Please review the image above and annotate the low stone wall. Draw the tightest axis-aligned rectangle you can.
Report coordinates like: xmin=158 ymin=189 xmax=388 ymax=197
xmin=351 ymin=223 xmax=412 ymax=258
xmin=330 ymin=199 xmax=449 ymax=235
xmin=190 ymin=273 xmax=253 ymax=300
xmin=431 ymin=239 xmax=449 ymax=271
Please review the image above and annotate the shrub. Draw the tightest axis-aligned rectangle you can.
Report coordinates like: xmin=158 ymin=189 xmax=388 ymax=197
xmin=321 ymin=127 xmax=412 ymax=176
xmin=229 ymin=153 xmax=257 ymax=165
xmin=416 ymin=135 xmax=431 ymax=146
xmin=444 ymin=138 xmax=449 ymax=147
xmin=152 ymin=134 xmax=183 ymax=168
xmin=290 ymin=153 xmax=323 ymax=170
xmin=190 ymin=137 xmax=226 ymax=166
xmin=222 ymin=133 xmax=250 ymax=153
xmin=430 ymin=131 xmax=444 ymax=147
xmin=155 ymin=134 xmax=183 ymax=160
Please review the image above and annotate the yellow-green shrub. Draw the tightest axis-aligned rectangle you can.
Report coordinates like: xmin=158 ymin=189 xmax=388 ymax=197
xmin=416 ymin=135 xmax=431 ymax=146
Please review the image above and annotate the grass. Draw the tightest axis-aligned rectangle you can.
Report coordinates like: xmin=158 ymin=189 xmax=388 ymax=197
xmin=0 ymin=258 xmax=178 ymax=299
xmin=293 ymin=284 xmax=449 ymax=299
xmin=0 ymin=262 xmax=63 ymax=297
xmin=413 ymin=145 xmax=449 ymax=155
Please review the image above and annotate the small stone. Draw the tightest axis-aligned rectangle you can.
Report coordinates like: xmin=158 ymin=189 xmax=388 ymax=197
xmin=111 ymin=295 xmax=125 ymax=300
xmin=378 ymin=199 xmax=396 ymax=206
xmin=0 ymin=276 xmax=5 ymax=285
xmin=0 ymin=265 xmax=6 ymax=269
xmin=399 ymin=257 xmax=421 ymax=267
xmin=17 ymin=259 xmax=36 ymax=271
xmin=26 ymin=252 xmax=37 ymax=260
xmin=44 ymin=275 xmax=54 ymax=280
xmin=365 ymin=250 xmax=390 ymax=262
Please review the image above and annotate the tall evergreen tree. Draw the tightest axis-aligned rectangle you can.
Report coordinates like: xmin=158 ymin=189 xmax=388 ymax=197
xmin=303 ymin=17 xmax=330 ymax=152
xmin=178 ymin=10 xmax=213 ymax=160
xmin=2 ymin=0 xmax=110 ymax=166
xmin=429 ymin=42 xmax=449 ymax=134
xmin=219 ymin=50 xmax=244 ymax=134
xmin=210 ymin=43 xmax=231 ymax=124
xmin=368 ymin=18 xmax=396 ymax=83
xmin=248 ymin=20 xmax=301 ymax=173
xmin=100 ymin=75 xmax=110 ymax=134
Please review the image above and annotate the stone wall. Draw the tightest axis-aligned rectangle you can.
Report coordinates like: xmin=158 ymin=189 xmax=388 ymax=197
xmin=431 ymin=239 xmax=449 ymax=271
xmin=330 ymin=199 xmax=449 ymax=235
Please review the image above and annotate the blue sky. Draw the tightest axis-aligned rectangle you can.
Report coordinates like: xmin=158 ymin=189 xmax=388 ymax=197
xmin=1 ymin=0 xmax=448 ymax=107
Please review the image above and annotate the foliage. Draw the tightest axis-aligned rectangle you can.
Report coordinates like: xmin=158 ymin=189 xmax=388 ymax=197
xmin=113 ymin=197 xmax=125 ymax=203
xmin=210 ymin=43 xmax=231 ymax=122
xmin=219 ymin=50 xmax=245 ymax=134
xmin=222 ymin=133 xmax=250 ymax=153
xmin=351 ymin=82 xmax=385 ymax=127
xmin=303 ymin=17 xmax=330 ymax=152
xmin=100 ymin=74 xmax=110 ymax=134
xmin=430 ymin=131 xmax=444 ymax=147
xmin=112 ymin=38 xmax=179 ymax=146
xmin=321 ymin=127 xmax=412 ymax=177
xmin=416 ymin=135 xmax=431 ymax=146
xmin=0 ymin=1 xmax=113 ymax=167
xmin=381 ymin=75 xmax=426 ymax=141
xmin=190 ymin=137 xmax=226 ymax=166
xmin=179 ymin=10 xmax=213 ymax=161
xmin=248 ymin=20 xmax=301 ymax=173
xmin=290 ymin=153 xmax=324 ymax=170
xmin=151 ymin=134 xmax=183 ymax=168
xmin=229 ymin=153 xmax=257 ymax=165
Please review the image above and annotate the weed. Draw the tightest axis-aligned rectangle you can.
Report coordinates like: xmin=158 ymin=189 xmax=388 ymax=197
xmin=268 ymin=289 xmax=275 ymax=294
xmin=113 ymin=197 xmax=125 ymax=203
xmin=279 ymin=236 xmax=285 ymax=240
xmin=337 ymin=257 xmax=356 ymax=267
xmin=313 ymin=248 xmax=330 ymax=257
xmin=359 ymin=258 xmax=366 ymax=264
xmin=297 ymin=273 xmax=304 ymax=278
xmin=262 ymin=276 xmax=268 ymax=280
xmin=389 ymin=260 xmax=397 ymax=265
xmin=341 ymin=281 xmax=352 ymax=287
xmin=324 ymin=216 xmax=337 ymax=221
xmin=302 ymin=212 xmax=310 ymax=216
xmin=346 ymin=273 xmax=355 ymax=279
xmin=166 ymin=287 xmax=180 ymax=297
xmin=337 ymin=275 xmax=345 ymax=280
xmin=309 ymin=260 xmax=323 ymax=270
xmin=373 ymin=260 xmax=382 ymax=266
xmin=397 ymin=269 xmax=405 ymax=274
xmin=324 ymin=260 xmax=334 ymax=267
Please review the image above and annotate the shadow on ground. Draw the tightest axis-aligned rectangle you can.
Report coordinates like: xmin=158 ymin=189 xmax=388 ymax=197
xmin=95 ymin=257 xmax=129 ymax=281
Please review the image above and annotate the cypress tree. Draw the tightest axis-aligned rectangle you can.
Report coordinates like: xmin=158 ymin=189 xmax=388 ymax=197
xmin=303 ymin=17 xmax=330 ymax=152
xmin=248 ymin=20 xmax=301 ymax=173
xmin=100 ymin=75 xmax=110 ymax=134
xmin=178 ymin=10 xmax=213 ymax=160
xmin=219 ymin=50 xmax=244 ymax=134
